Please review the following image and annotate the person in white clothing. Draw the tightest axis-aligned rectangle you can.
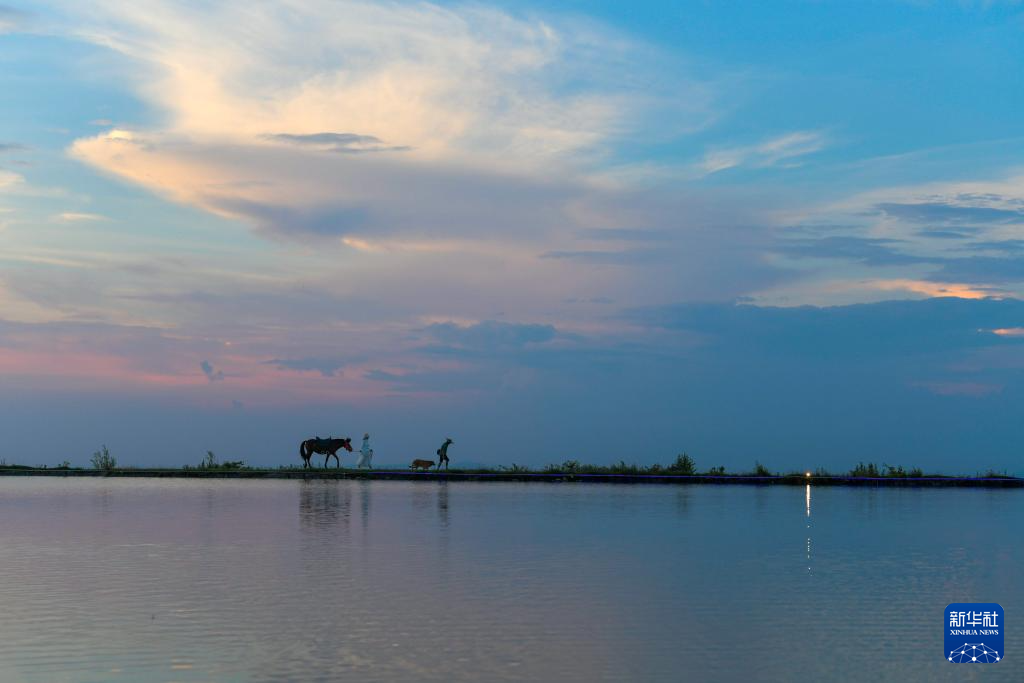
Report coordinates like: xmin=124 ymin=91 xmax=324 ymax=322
xmin=356 ymin=433 xmax=374 ymax=469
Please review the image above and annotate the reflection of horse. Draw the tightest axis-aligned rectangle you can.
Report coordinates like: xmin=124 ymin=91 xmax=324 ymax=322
xmin=300 ymin=437 xmax=353 ymax=469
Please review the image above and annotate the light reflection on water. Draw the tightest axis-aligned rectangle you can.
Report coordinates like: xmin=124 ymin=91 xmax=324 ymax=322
xmin=0 ymin=478 xmax=1020 ymax=682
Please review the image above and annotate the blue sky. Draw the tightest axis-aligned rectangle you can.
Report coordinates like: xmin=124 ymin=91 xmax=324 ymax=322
xmin=2 ymin=0 xmax=1024 ymax=473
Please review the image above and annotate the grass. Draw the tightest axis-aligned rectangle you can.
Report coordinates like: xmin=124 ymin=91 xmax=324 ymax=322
xmin=0 ymin=451 xmax=1018 ymax=484
xmin=183 ymin=451 xmax=248 ymax=471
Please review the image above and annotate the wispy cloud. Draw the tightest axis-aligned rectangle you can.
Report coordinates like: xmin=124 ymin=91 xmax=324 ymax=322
xmin=0 ymin=170 xmax=23 ymax=189
xmin=0 ymin=5 xmax=27 ymax=33
xmin=697 ymin=130 xmax=828 ymax=176
xmin=59 ymin=0 xmax=728 ymax=248
xmin=264 ymin=132 xmax=410 ymax=154
xmin=0 ymin=142 xmax=29 ymax=154
xmin=55 ymin=212 xmax=106 ymax=222
xmin=264 ymin=357 xmax=346 ymax=377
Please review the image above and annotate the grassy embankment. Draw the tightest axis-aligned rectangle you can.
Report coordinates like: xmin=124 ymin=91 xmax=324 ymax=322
xmin=0 ymin=450 xmax=1019 ymax=486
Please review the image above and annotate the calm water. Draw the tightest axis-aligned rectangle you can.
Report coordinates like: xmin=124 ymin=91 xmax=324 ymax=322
xmin=0 ymin=478 xmax=1020 ymax=682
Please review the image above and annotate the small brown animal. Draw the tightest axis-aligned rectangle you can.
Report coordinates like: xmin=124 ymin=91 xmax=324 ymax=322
xmin=410 ymin=459 xmax=435 ymax=471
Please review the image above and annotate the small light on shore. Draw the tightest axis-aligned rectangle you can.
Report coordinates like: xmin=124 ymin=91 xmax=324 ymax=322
xmin=805 ymin=471 xmax=811 ymax=477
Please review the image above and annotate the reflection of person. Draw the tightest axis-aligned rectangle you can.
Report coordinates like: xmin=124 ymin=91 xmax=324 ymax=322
xmin=356 ymin=433 xmax=374 ymax=469
xmin=436 ymin=438 xmax=453 ymax=470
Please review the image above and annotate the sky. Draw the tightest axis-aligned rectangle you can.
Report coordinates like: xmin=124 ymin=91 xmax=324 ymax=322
xmin=2 ymin=0 xmax=1024 ymax=473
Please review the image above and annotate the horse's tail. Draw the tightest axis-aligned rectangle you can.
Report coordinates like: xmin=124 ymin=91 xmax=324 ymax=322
xmin=299 ymin=440 xmax=309 ymax=459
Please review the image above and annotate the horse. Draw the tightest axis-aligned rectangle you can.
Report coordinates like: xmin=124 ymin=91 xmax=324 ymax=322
xmin=299 ymin=436 xmax=353 ymax=469
xmin=410 ymin=459 xmax=435 ymax=471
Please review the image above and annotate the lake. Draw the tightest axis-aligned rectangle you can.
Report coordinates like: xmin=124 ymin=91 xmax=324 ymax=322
xmin=0 ymin=478 xmax=1019 ymax=682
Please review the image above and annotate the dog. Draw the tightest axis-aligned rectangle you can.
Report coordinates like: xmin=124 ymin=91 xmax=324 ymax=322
xmin=410 ymin=459 xmax=435 ymax=471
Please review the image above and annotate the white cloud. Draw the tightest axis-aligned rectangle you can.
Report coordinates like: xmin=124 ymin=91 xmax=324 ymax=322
xmin=698 ymin=130 xmax=829 ymax=176
xmin=0 ymin=169 xmax=23 ymax=190
xmin=58 ymin=0 xmax=711 ymax=168
xmin=56 ymin=211 xmax=106 ymax=222
xmin=0 ymin=5 xmax=27 ymax=33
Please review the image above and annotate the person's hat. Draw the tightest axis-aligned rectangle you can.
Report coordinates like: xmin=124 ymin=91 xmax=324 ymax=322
xmin=364 ymin=432 xmax=369 ymax=438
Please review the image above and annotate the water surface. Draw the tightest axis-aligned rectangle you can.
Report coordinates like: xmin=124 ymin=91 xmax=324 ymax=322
xmin=0 ymin=478 xmax=1019 ymax=681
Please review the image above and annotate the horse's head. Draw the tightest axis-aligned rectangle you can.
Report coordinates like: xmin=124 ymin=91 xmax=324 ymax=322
xmin=342 ymin=438 xmax=353 ymax=451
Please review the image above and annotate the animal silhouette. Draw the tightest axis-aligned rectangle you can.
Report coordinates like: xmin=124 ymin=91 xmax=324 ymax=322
xmin=299 ymin=437 xmax=353 ymax=469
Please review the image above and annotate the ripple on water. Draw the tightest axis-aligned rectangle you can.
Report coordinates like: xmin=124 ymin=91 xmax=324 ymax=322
xmin=0 ymin=479 xmax=1020 ymax=682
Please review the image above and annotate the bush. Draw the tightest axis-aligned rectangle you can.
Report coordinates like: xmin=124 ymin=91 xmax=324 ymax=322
xmin=90 ymin=445 xmax=117 ymax=471
xmin=669 ymin=453 xmax=696 ymax=475
xmin=850 ymin=462 xmax=881 ymax=477
xmin=753 ymin=461 xmax=772 ymax=476
xmin=706 ymin=465 xmax=726 ymax=475
xmin=194 ymin=452 xmax=246 ymax=470
xmin=200 ymin=451 xmax=218 ymax=469
xmin=609 ymin=460 xmax=640 ymax=474
xmin=883 ymin=463 xmax=906 ymax=477
xmin=561 ymin=459 xmax=580 ymax=473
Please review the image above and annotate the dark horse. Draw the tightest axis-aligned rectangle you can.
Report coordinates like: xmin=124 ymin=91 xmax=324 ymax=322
xmin=299 ymin=436 xmax=353 ymax=469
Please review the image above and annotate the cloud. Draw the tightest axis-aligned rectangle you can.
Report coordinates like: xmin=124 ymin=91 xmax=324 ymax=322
xmin=915 ymin=228 xmax=977 ymax=240
xmin=766 ymin=182 xmax=1024 ymax=300
xmin=776 ymin=236 xmax=927 ymax=267
xmin=200 ymin=360 xmax=224 ymax=382
xmin=424 ymin=320 xmax=557 ymax=350
xmin=877 ymin=201 xmax=1024 ymax=225
xmin=206 ymin=196 xmax=369 ymax=239
xmin=540 ymin=248 xmax=669 ymax=265
xmin=264 ymin=357 xmax=346 ymax=377
xmin=58 ymin=0 xmax=714 ymax=164
xmin=0 ymin=142 xmax=29 ymax=154
xmin=913 ymin=381 xmax=1003 ymax=397
xmin=57 ymin=0 xmax=728 ymax=248
xmin=0 ymin=5 xmax=26 ymax=33
xmin=928 ymin=256 xmax=1024 ymax=284
xmin=264 ymin=132 xmax=410 ymax=154
xmin=966 ymin=239 xmax=1024 ymax=254
xmin=576 ymin=228 xmax=671 ymax=241
xmin=633 ymin=297 xmax=1024 ymax=357
xmin=0 ymin=170 xmax=22 ymax=190
xmin=56 ymin=212 xmax=106 ymax=222
xmin=698 ymin=130 xmax=828 ymax=176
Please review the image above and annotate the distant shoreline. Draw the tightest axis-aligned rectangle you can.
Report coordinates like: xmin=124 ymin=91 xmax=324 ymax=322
xmin=0 ymin=468 xmax=1020 ymax=487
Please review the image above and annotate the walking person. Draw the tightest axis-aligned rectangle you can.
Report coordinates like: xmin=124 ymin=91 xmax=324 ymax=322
xmin=436 ymin=437 xmax=453 ymax=470
xmin=356 ymin=433 xmax=374 ymax=469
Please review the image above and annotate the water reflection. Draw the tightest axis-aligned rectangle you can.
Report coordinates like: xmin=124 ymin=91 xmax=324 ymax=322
xmin=805 ymin=484 xmax=812 ymax=574
xmin=437 ymin=481 xmax=449 ymax=528
xmin=299 ymin=480 xmax=351 ymax=530
xmin=0 ymin=479 xmax=1021 ymax=683
xmin=358 ymin=479 xmax=372 ymax=536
